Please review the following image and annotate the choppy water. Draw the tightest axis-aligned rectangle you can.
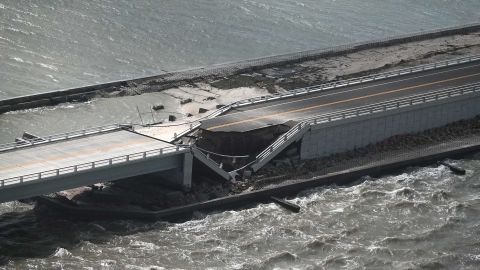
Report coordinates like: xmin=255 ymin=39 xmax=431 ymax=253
xmin=2 ymin=1 xmax=480 ymax=269
xmin=1 ymin=0 xmax=480 ymax=99
xmin=1 ymin=157 xmax=480 ymax=269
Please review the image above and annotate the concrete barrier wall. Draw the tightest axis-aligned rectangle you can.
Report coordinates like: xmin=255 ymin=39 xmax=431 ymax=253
xmin=300 ymin=93 xmax=480 ymax=159
xmin=1 ymin=22 xmax=480 ymax=114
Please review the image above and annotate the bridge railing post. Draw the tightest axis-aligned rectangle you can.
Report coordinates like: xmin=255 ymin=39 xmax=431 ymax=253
xmin=1 ymin=180 xmax=3 ymax=187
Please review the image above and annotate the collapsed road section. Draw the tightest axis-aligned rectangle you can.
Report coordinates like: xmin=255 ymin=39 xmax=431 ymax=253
xmin=0 ymin=55 xmax=480 ymax=215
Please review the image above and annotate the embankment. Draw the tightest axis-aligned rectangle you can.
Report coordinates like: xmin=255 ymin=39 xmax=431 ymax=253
xmin=1 ymin=22 xmax=480 ymax=114
xmin=37 ymin=133 xmax=480 ymax=221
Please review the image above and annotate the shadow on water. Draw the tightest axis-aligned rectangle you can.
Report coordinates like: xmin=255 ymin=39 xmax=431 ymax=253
xmin=0 ymin=209 xmax=75 ymax=264
xmin=1 ymin=154 xmax=479 ymax=266
xmin=0 ymin=203 xmax=170 ymax=265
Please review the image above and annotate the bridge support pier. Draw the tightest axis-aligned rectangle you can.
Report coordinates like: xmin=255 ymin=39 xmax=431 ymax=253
xmin=159 ymin=152 xmax=193 ymax=191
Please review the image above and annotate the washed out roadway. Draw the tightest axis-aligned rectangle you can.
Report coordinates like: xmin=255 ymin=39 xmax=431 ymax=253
xmin=200 ymin=61 xmax=480 ymax=132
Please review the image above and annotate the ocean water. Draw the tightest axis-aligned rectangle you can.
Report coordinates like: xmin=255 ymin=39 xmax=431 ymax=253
xmin=1 ymin=0 xmax=479 ymax=99
xmin=1 ymin=1 xmax=480 ymax=269
xmin=1 ymin=159 xmax=480 ymax=269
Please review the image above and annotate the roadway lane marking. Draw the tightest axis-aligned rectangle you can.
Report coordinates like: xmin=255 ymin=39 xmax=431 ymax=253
xmin=226 ymin=63 xmax=480 ymax=117
xmin=207 ymin=71 xmax=480 ymax=131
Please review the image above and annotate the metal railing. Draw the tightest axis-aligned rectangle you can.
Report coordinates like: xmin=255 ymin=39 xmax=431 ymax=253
xmin=190 ymin=146 xmax=231 ymax=179
xmin=165 ymin=103 xmax=235 ymax=142
xmin=304 ymin=82 xmax=480 ymax=125
xmin=0 ymin=145 xmax=189 ymax=188
xmin=168 ymin=55 xmax=480 ymax=142
xmin=252 ymin=121 xmax=311 ymax=171
xmin=251 ymin=82 xmax=480 ymax=171
xmin=0 ymin=124 xmax=127 ymax=152
xmin=230 ymin=55 xmax=480 ymax=108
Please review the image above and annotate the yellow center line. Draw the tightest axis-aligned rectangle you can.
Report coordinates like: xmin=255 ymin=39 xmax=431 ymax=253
xmin=207 ymin=72 xmax=480 ymax=131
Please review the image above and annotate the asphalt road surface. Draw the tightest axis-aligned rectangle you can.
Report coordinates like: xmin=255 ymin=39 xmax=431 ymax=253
xmin=200 ymin=61 xmax=480 ymax=132
xmin=0 ymin=130 xmax=172 ymax=182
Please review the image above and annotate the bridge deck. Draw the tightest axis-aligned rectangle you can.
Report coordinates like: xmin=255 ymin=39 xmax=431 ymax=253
xmin=200 ymin=61 xmax=480 ymax=132
xmin=0 ymin=130 xmax=172 ymax=182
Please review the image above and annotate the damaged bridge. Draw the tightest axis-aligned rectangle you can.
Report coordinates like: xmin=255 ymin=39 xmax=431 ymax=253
xmin=1 ymin=55 xmax=480 ymax=203
xmin=197 ymin=55 xmax=480 ymax=172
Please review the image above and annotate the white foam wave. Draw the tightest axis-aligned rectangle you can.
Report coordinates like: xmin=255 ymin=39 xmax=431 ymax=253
xmin=38 ymin=63 xmax=58 ymax=71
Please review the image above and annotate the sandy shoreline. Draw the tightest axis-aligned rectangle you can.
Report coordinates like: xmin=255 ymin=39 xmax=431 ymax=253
xmin=136 ymin=30 xmax=480 ymax=140
xmin=8 ymin=27 xmax=480 ymax=215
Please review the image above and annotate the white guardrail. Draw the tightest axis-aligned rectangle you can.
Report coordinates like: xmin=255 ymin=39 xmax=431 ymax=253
xmin=171 ymin=55 xmax=480 ymax=142
xmin=252 ymin=82 xmax=480 ymax=170
xmin=230 ymin=55 xmax=480 ymax=108
xmin=0 ymin=124 xmax=126 ymax=152
xmin=0 ymin=145 xmax=189 ymax=188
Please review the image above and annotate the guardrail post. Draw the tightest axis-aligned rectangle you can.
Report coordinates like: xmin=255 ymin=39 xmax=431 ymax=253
xmin=56 ymin=169 xmax=59 ymax=176
xmin=160 ymin=148 xmax=163 ymax=155
xmin=1 ymin=180 xmax=3 ymax=187
xmin=74 ymin=165 xmax=77 ymax=172
xmin=176 ymin=145 xmax=180 ymax=151
xmin=269 ymin=146 xmax=273 ymax=153
xmin=37 ymin=173 xmax=41 ymax=179
xmin=92 ymin=162 xmax=95 ymax=168
xmin=284 ymin=134 xmax=288 ymax=142
xmin=109 ymin=159 xmax=113 ymax=165
xmin=20 ymin=176 xmax=23 ymax=183
xmin=125 ymin=156 xmax=129 ymax=162
xmin=142 ymin=152 xmax=146 ymax=159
